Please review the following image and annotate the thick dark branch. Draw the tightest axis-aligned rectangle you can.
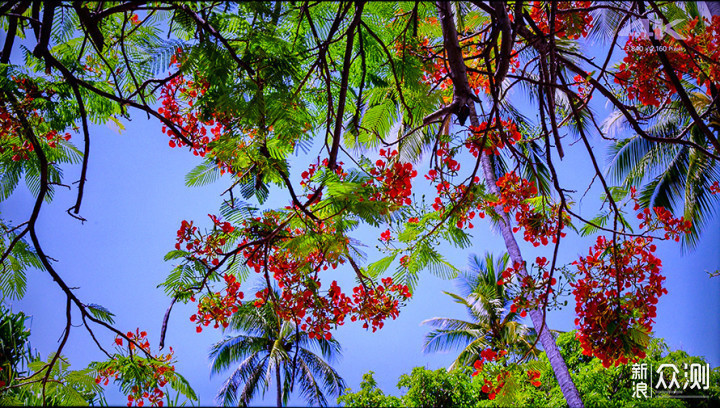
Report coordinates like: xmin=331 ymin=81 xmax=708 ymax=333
xmin=32 ymin=0 xmax=56 ymax=67
xmin=30 ymin=0 xmax=40 ymax=39
xmin=468 ymin=1 xmax=515 ymax=85
xmin=491 ymin=1 xmax=514 ymax=85
xmin=73 ymin=1 xmax=105 ymax=53
xmin=328 ymin=1 xmax=365 ymax=170
xmin=93 ymin=0 xmax=144 ymax=21
xmin=42 ymin=296 xmax=71 ymax=404
xmin=435 ymin=1 xmax=478 ymax=123
xmin=68 ymin=82 xmax=90 ymax=215
xmin=1 ymin=1 xmax=30 ymax=64
xmin=0 ymin=1 xmax=19 ymax=16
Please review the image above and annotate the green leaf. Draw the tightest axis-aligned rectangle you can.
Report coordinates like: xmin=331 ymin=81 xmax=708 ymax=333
xmin=168 ymin=371 xmax=198 ymax=402
xmin=86 ymin=304 xmax=116 ymax=324
xmin=628 ymin=326 xmax=650 ymax=349
xmin=164 ymin=249 xmax=189 ymax=261
xmin=365 ymin=254 xmax=397 ymax=278
xmin=579 ymin=212 xmax=609 ymax=237
xmin=185 ymin=159 xmax=223 ymax=187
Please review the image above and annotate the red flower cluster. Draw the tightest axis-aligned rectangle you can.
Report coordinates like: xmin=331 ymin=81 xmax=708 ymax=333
xmin=573 ymin=73 xmax=593 ymax=101
xmin=527 ymin=370 xmax=542 ymax=387
xmin=496 ymin=260 xmax=523 ymax=287
xmin=484 ymin=172 xmax=568 ymax=247
xmin=227 ymin=212 xmax=411 ymax=340
xmin=571 ymin=235 xmax=665 ymax=367
xmin=684 ymin=16 xmax=720 ymax=93
xmin=113 ymin=329 xmax=150 ymax=351
xmin=637 ymin=206 xmax=692 ymax=241
xmin=191 ymin=274 xmax=243 ymax=332
xmin=209 ymin=214 xmax=235 ymax=235
xmin=251 ymin=254 xmax=339 ymax=341
xmin=528 ymin=1 xmax=593 ymax=40
xmin=95 ymin=366 xmax=117 ymax=386
xmin=127 ymin=388 xmax=165 ymax=408
xmin=499 ymin=258 xmax=557 ymax=318
xmin=489 ymin=172 xmax=538 ymax=213
xmin=159 ymin=69 xmax=224 ymax=157
xmin=252 ymin=274 xmax=411 ymax=340
xmin=466 ymin=119 xmax=523 ymax=157
xmin=424 ymin=141 xmax=488 ymax=229
xmin=157 ymin=49 xmax=238 ymax=165
xmin=0 ymin=103 xmax=32 ymax=161
xmin=472 ymin=352 xmax=510 ymax=401
xmin=614 ymin=37 xmax=691 ymax=107
xmin=350 ymin=277 xmax=412 ymax=332
xmin=427 ymin=172 xmax=482 ymax=229
xmin=471 ymin=348 xmax=507 ymax=376
xmin=615 ymin=16 xmax=720 ymax=107
xmin=300 ymin=159 xmax=348 ymax=194
xmin=711 ymin=181 xmax=720 ymax=195
xmin=300 ymin=162 xmax=320 ymax=190
xmin=419 ymin=36 xmax=453 ymax=93
xmin=366 ymin=149 xmax=417 ymax=206
xmin=571 ymin=187 xmax=692 ymax=367
xmin=631 ymin=187 xmax=692 ymax=241
xmin=174 ymin=214 xmax=234 ymax=266
xmin=96 ymin=329 xmax=176 ymax=407
xmin=513 ymin=204 xmax=569 ymax=247
xmin=0 ymin=78 xmax=72 ymax=161
xmin=437 ymin=145 xmax=460 ymax=174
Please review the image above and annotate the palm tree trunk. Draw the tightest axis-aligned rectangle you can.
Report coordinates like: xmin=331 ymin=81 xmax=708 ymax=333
xmin=435 ymin=2 xmax=584 ymax=407
xmin=477 ymin=143 xmax=583 ymax=408
xmin=276 ymin=364 xmax=282 ymax=407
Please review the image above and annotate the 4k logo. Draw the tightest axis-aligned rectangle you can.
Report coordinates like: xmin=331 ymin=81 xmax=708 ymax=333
xmin=620 ymin=18 xmax=689 ymax=40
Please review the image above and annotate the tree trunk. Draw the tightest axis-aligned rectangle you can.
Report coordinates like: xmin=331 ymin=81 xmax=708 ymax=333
xmin=477 ymin=143 xmax=584 ymax=408
xmin=276 ymin=363 xmax=282 ymax=407
xmin=435 ymin=2 xmax=584 ymax=407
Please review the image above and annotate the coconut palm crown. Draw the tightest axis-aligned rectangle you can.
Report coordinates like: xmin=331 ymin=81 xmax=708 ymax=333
xmin=422 ymin=252 xmax=541 ymax=370
xmin=209 ymin=291 xmax=345 ymax=407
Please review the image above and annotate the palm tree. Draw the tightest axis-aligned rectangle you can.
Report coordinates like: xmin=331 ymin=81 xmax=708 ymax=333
xmin=606 ymin=103 xmax=720 ymax=250
xmin=422 ymin=252 xmax=540 ymax=370
xmin=209 ymin=293 xmax=345 ymax=407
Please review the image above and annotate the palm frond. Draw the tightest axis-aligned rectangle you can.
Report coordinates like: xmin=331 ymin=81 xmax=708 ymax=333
xmin=215 ymin=352 xmax=267 ymax=406
xmin=209 ymin=334 xmax=266 ymax=374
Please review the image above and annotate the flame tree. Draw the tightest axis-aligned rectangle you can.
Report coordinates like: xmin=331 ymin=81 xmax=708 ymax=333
xmin=1 ymin=2 xmax=718 ymax=406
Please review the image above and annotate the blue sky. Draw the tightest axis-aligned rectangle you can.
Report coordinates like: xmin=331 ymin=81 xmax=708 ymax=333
xmin=3 ymin=106 xmax=719 ymax=406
